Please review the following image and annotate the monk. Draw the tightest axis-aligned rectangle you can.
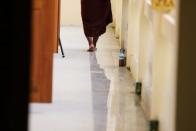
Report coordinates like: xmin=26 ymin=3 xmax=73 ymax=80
xmin=81 ymin=0 xmax=113 ymax=51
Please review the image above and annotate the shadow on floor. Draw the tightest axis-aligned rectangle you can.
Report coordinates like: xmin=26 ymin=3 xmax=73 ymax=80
xmin=89 ymin=53 xmax=110 ymax=131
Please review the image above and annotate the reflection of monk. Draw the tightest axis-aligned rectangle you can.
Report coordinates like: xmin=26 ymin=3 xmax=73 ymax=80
xmin=81 ymin=0 xmax=113 ymax=52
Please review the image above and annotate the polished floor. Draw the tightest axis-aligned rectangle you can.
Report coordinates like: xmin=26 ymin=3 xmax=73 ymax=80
xmin=29 ymin=26 xmax=148 ymax=131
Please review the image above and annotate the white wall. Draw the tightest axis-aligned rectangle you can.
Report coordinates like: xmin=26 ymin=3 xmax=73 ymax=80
xmin=138 ymin=1 xmax=178 ymax=131
xmin=113 ymin=0 xmax=178 ymax=130
xmin=60 ymin=0 xmax=82 ymax=26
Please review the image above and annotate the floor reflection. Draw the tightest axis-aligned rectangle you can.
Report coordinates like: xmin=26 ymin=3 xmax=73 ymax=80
xmin=90 ymin=53 xmax=111 ymax=131
xmin=106 ymin=67 xmax=148 ymax=131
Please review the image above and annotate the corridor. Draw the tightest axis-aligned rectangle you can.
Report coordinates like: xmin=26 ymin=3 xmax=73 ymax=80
xmin=5 ymin=0 xmax=196 ymax=131
xmin=29 ymin=26 xmax=148 ymax=131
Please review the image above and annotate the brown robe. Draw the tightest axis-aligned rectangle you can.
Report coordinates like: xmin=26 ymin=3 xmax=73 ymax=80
xmin=81 ymin=0 xmax=113 ymax=37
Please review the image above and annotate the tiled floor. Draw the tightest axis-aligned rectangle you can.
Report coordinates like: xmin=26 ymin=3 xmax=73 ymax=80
xmin=29 ymin=26 xmax=148 ymax=131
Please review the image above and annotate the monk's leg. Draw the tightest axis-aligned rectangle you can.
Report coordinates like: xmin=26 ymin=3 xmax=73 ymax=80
xmin=93 ymin=37 xmax=99 ymax=48
xmin=86 ymin=37 xmax=93 ymax=46
xmin=86 ymin=37 xmax=95 ymax=51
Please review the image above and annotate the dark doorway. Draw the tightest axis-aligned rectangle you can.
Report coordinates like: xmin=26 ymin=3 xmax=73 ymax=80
xmin=1 ymin=0 xmax=31 ymax=131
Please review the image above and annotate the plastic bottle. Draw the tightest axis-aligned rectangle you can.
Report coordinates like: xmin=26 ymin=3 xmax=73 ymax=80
xmin=119 ymin=48 xmax=126 ymax=66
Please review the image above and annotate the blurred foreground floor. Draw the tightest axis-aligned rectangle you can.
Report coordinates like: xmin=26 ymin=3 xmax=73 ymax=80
xmin=29 ymin=26 xmax=148 ymax=131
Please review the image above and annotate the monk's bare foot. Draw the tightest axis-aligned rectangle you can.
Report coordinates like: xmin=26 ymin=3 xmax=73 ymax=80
xmin=87 ymin=43 xmax=95 ymax=52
